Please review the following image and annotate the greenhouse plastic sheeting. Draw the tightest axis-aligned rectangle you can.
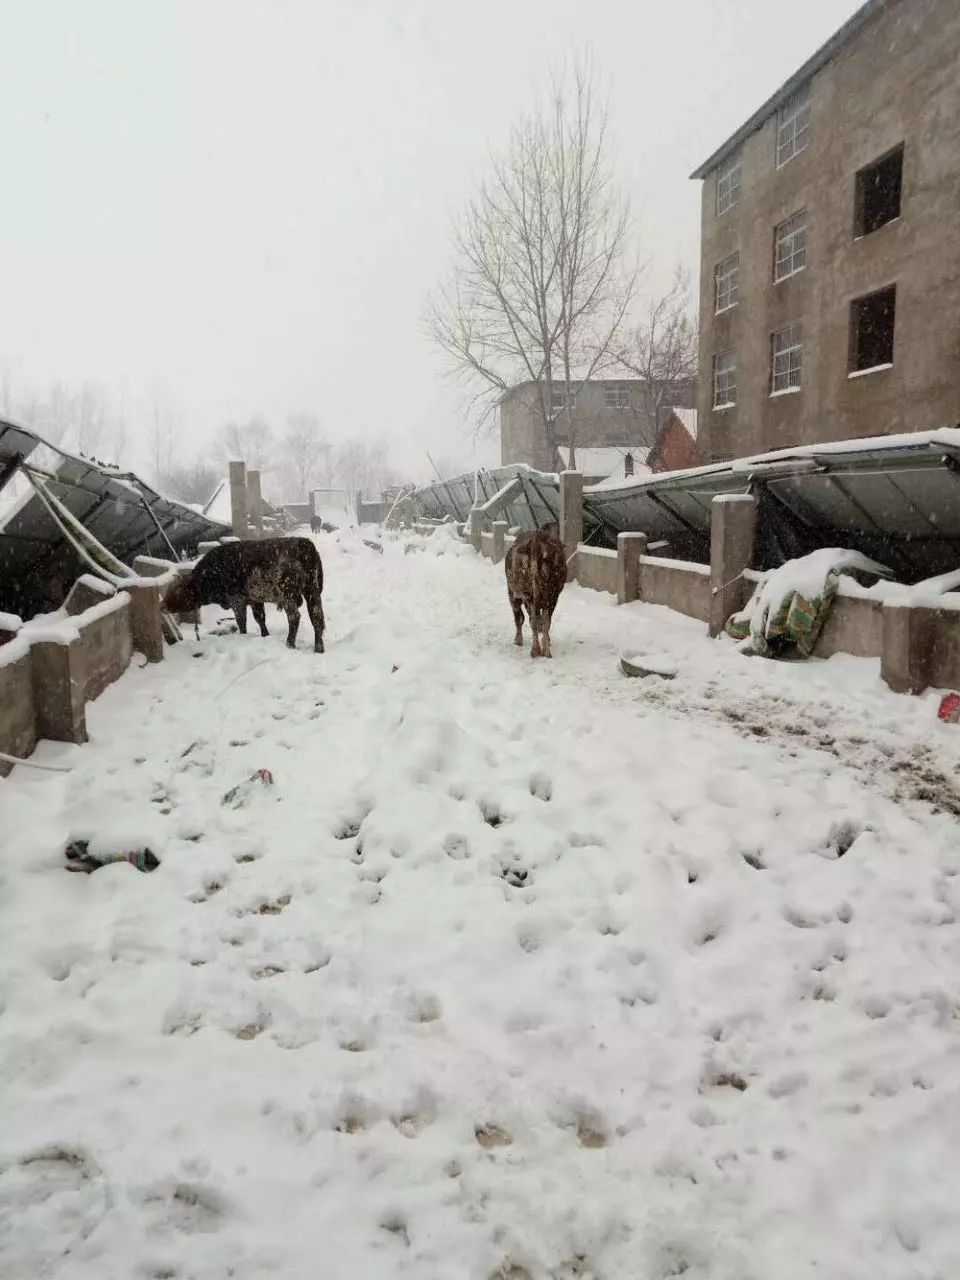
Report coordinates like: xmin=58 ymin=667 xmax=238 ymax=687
xmin=0 ymin=419 xmax=230 ymax=618
xmin=413 ymin=430 xmax=960 ymax=582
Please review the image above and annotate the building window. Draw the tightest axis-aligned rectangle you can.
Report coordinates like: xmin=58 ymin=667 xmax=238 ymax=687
xmin=712 ymin=351 xmax=736 ymax=408
xmin=776 ymin=84 xmax=811 ymax=168
xmin=550 ymin=386 xmax=570 ymax=415
xmin=774 ymin=210 xmax=807 ymax=281
xmin=716 ymin=151 xmax=742 ymax=216
xmin=771 ymin=323 xmax=803 ymax=394
xmin=603 ymin=382 xmax=631 ymax=409
xmin=714 ymin=253 xmax=739 ymax=313
xmin=849 ymin=285 xmax=896 ymax=373
xmin=855 ymin=145 xmax=903 ymax=237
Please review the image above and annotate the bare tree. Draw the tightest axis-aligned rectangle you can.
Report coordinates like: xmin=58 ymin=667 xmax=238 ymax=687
xmin=333 ymin=439 xmax=399 ymax=497
xmin=281 ymin=413 xmax=330 ymax=499
xmin=158 ymin=457 xmax=220 ymax=505
xmin=425 ymin=63 xmax=637 ymax=468
xmin=613 ymin=267 xmax=698 ymax=436
xmin=148 ymin=394 xmax=180 ymax=482
xmin=218 ymin=414 xmax=274 ymax=474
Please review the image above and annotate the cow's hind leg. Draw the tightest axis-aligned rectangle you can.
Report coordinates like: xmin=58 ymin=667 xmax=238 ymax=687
xmin=284 ymin=599 xmax=301 ymax=649
xmin=306 ymin=590 xmax=325 ymax=653
xmin=509 ymin=593 xmax=524 ymax=647
xmin=230 ymin=597 xmax=248 ymax=635
xmin=541 ymin=608 xmax=553 ymax=658
xmin=251 ymin=602 xmax=269 ymax=637
xmin=529 ymin=605 xmax=543 ymax=658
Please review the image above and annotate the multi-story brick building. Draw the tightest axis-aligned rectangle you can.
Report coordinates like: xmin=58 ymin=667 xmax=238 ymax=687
xmin=691 ymin=0 xmax=960 ymax=462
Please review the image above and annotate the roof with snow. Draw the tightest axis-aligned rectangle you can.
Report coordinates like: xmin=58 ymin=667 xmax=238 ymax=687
xmin=568 ymin=446 xmax=652 ymax=484
xmin=412 ymin=428 xmax=960 ymax=583
xmin=0 ymin=419 xmax=230 ymax=620
xmin=497 ymin=373 xmax=647 ymax=405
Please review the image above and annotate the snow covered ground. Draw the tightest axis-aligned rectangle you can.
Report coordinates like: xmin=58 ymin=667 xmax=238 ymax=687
xmin=3 ymin=527 xmax=960 ymax=1279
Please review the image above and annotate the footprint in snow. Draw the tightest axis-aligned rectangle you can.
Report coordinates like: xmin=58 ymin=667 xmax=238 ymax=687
xmin=136 ymin=1181 xmax=227 ymax=1236
xmin=0 ymin=1146 xmax=107 ymax=1268
xmin=529 ymin=772 xmax=552 ymax=802
xmin=475 ymin=1124 xmax=512 ymax=1149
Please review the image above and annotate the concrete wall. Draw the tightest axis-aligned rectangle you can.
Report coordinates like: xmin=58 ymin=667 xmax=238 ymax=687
xmin=696 ymin=0 xmax=960 ymax=462
xmin=926 ymin=609 xmax=960 ymax=688
xmin=78 ymin=596 xmax=134 ymax=702
xmin=501 ymin=379 xmax=696 ymax=471
xmin=0 ymin=584 xmax=164 ymax=775
xmin=576 ymin=547 xmax=618 ymax=594
xmin=640 ymin=558 xmax=712 ymax=622
xmin=358 ymin=500 xmax=388 ymax=525
xmin=0 ymin=649 xmax=37 ymax=772
xmin=814 ymin=588 xmax=884 ymax=658
xmin=282 ymin=502 xmax=312 ymax=525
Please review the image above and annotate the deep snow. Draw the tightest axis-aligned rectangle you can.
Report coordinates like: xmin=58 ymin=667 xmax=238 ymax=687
xmin=2 ymin=528 xmax=960 ymax=1279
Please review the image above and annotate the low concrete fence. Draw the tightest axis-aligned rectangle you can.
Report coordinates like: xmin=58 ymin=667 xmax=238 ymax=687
xmin=358 ymin=500 xmax=388 ymax=525
xmin=637 ymin=556 xmax=711 ymax=622
xmin=0 ymin=569 xmax=172 ymax=776
xmin=575 ymin=546 xmax=617 ymax=594
xmin=464 ymin=473 xmax=960 ymax=696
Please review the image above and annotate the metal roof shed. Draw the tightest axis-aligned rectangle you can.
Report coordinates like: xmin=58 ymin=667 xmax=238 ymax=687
xmin=0 ymin=420 xmax=230 ymax=620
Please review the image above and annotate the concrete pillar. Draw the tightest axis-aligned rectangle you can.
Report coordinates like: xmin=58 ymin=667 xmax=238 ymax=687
xmin=491 ymin=521 xmax=508 ymax=564
xmin=247 ymin=469 xmax=264 ymax=539
xmin=617 ymin=532 xmax=648 ymax=605
xmin=467 ymin=507 xmax=483 ymax=553
xmin=559 ymin=471 xmax=583 ymax=581
xmin=64 ymin=577 xmax=116 ymax=617
xmin=134 ymin=555 xmax=199 ymax=628
xmin=129 ymin=582 xmax=165 ymax=663
xmin=31 ymin=638 xmax=87 ymax=744
xmin=709 ymin=493 xmax=757 ymax=637
xmin=229 ymin=460 xmax=248 ymax=539
xmin=133 ymin=555 xmax=170 ymax=579
xmin=881 ymin=604 xmax=938 ymax=694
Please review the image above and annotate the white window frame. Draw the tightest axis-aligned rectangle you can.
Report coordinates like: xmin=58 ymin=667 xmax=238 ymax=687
xmin=714 ymin=252 xmax=740 ymax=313
xmin=603 ymin=382 xmax=631 ymax=410
xmin=774 ymin=210 xmax=807 ymax=281
xmin=771 ymin=323 xmax=803 ymax=394
xmin=550 ymin=386 xmax=570 ymax=416
xmin=712 ymin=351 xmax=737 ymax=409
xmin=777 ymin=84 xmax=811 ymax=168
xmin=716 ymin=151 xmax=742 ymax=216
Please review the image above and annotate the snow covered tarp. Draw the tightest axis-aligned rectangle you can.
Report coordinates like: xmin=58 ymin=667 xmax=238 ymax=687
xmin=726 ymin=549 xmax=892 ymax=657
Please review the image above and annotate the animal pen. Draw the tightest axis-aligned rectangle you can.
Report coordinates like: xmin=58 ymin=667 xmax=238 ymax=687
xmin=410 ymin=429 xmax=960 ymax=698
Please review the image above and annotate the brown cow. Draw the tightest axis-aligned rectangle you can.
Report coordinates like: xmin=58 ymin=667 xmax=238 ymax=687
xmin=504 ymin=529 xmax=567 ymax=659
xmin=164 ymin=538 xmax=325 ymax=652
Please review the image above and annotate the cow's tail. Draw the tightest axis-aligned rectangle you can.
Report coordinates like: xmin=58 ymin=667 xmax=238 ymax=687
xmin=307 ymin=542 xmax=326 ymax=647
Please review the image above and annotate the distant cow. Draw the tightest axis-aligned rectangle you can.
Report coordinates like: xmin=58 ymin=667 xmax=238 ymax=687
xmin=164 ymin=538 xmax=325 ymax=652
xmin=504 ymin=529 xmax=567 ymax=659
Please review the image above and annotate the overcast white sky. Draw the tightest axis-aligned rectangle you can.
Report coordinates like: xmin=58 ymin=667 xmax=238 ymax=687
xmin=0 ymin=0 xmax=864 ymax=483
